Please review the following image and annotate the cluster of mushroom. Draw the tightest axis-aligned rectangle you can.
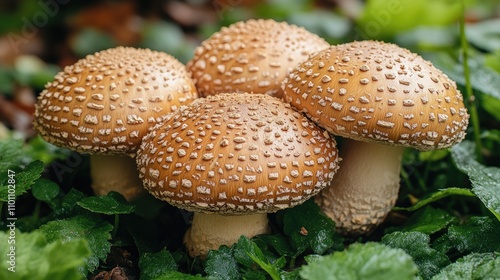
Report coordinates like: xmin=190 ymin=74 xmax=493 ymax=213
xmin=33 ymin=19 xmax=469 ymax=257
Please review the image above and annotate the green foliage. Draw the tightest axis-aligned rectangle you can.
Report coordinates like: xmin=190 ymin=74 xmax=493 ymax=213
xmin=300 ymin=243 xmax=419 ymax=280
xmin=389 ymin=206 xmax=457 ymax=234
xmin=427 ymin=51 xmax=500 ymax=103
xmin=466 ymin=19 xmax=500 ymax=52
xmin=31 ymin=178 xmax=60 ymax=202
xmin=382 ymin=232 xmax=450 ymax=279
xmin=447 ymin=216 xmax=500 ymax=253
xmin=357 ymin=0 xmax=462 ymax=39
xmin=393 ymin=188 xmax=475 ymax=212
xmin=205 ymin=246 xmax=240 ymax=280
xmin=0 ymin=230 xmax=90 ymax=280
xmin=451 ymin=141 xmax=500 ymax=219
xmin=77 ymin=191 xmax=135 ymax=215
xmin=279 ymin=199 xmax=343 ymax=255
xmin=139 ymin=249 xmax=178 ymax=280
xmin=0 ymin=139 xmax=24 ymax=173
xmin=39 ymin=215 xmax=113 ymax=274
xmin=432 ymin=253 xmax=500 ymax=280
xmin=0 ymin=160 xmax=45 ymax=202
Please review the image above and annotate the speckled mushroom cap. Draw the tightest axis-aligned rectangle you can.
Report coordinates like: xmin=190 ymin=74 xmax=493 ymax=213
xmin=283 ymin=41 xmax=469 ymax=151
xmin=137 ymin=93 xmax=340 ymax=214
xmin=187 ymin=19 xmax=329 ymax=98
xmin=34 ymin=47 xmax=198 ymax=155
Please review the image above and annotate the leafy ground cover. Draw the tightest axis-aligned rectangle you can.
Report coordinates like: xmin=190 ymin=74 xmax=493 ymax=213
xmin=0 ymin=0 xmax=499 ymax=279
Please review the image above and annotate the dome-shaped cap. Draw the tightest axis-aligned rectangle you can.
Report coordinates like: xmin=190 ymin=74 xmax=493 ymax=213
xmin=34 ymin=47 xmax=198 ymax=155
xmin=187 ymin=19 xmax=329 ymax=98
xmin=283 ymin=41 xmax=469 ymax=151
xmin=137 ymin=93 xmax=340 ymax=214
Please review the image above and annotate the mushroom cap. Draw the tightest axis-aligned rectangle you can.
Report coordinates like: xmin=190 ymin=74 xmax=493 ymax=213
xmin=137 ymin=93 xmax=340 ymax=214
xmin=283 ymin=40 xmax=469 ymax=151
xmin=187 ymin=19 xmax=329 ymax=98
xmin=34 ymin=47 xmax=198 ymax=155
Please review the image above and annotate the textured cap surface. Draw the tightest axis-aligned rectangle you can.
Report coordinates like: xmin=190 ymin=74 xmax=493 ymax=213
xmin=187 ymin=19 xmax=329 ymax=98
xmin=34 ymin=47 xmax=198 ymax=155
xmin=137 ymin=93 xmax=340 ymax=214
xmin=283 ymin=41 xmax=469 ymax=151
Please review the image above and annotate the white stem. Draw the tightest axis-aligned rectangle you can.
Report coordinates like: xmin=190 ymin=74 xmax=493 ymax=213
xmin=90 ymin=154 xmax=144 ymax=201
xmin=184 ymin=212 xmax=270 ymax=258
xmin=315 ymin=140 xmax=404 ymax=235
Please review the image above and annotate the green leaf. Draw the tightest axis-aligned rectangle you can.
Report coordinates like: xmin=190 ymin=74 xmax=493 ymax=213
xmin=393 ymin=188 xmax=475 ymax=212
xmin=31 ymin=178 xmax=60 ymax=202
xmin=466 ymin=19 xmax=500 ymax=52
xmin=448 ymin=216 xmax=500 ymax=253
xmin=0 ymin=139 xmax=23 ymax=173
xmin=485 ymin=49 xmax=500 ymax=73
xmin=388 ymin=206 xmax=457 ymax=234
xmin=77 ymin=191 xmax=135 ymax=215
xmin=39 ymin=214 xmax=113 ymax=274
xmin=139 ymin=248 xmax=178 ymax=280
xmin=53 ymin=188 xmax=87 ymax=218
xmin=451 ymin=141 xmax=500 ymax=219
xmin=382 ymin=231 xmax=450 ymax=280
xmin=300 ymin=242 xmax=419 ymax=280
xmin=481 ymin=94 xmax=500 ymax=121
xmin=481 ymin=129 xmax=500 ymax=144
xmin=153 ymin=271 xmax=205 ymax=280
xmin=256 ymin=234 xmax=296 ymax=257
xmin=280 ymin=199 xmax=341 ymax=255
xmin=205 ymin=246 xmax=240 ymax=280
xmin=426 ymin=52 xmax=500 ymax=102
xmin=234 ymin=236 xmax=282 ymax=280
xmin=432 ymin=253 xmax=500 ymax=280
xmin=0 ymin=160 xmax=45 ymax=202
xmin=0 ymin=230 xmax=90 ymax=280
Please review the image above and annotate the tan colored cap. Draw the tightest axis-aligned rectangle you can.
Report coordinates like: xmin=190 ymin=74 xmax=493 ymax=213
xmin=187 ymin=19 xmax=329 ymax=98
xmin=283 ymin=40 xmax=469 ymax=151
xmin=137 ymin=93 xmax=340 ymax=214
xmin=34 ymin=47 xmax=198 ymax=155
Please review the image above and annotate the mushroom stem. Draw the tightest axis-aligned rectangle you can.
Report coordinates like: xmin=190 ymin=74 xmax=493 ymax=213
xmin=315 ymin=140 xmax=404 ymax=235
xmin=184 ymin=212 xmax=270 ymax=258
xmin=90 ymin=155 xmax=144 ymax=201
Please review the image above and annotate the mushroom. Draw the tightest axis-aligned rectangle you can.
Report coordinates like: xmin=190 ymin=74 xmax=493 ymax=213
xmin=187 ymin=19 xmax=329 ymax=98
xmin=34 ymin=47 xmax=198 ymax=200
xmin=136 ymin=93 xmax=340 ymax=257
xmin=282 ymin=40 xmax=469 ymax=234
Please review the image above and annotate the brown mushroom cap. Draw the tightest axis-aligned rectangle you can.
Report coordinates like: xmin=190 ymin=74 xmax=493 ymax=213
xmin=187 ymin=19 xmax=329 ymax=98
xmin=137 ymin=93 xmax=340 ymax=214
xmin=34 ymin=47 xmax=198 ymax=155
xmin=283 ymin=40 xmax=469 ymax=150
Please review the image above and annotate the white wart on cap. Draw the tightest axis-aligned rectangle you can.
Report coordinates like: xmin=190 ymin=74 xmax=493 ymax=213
xmin=283 ymin=40 xmax=469 ymax=234
xmin=34 ymin=47 xmax=198 ymax=200
xmin=137 ymin=93 xmax=340 ymax=257
xmin=187 ymin=19 xmax=329 ymax=98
